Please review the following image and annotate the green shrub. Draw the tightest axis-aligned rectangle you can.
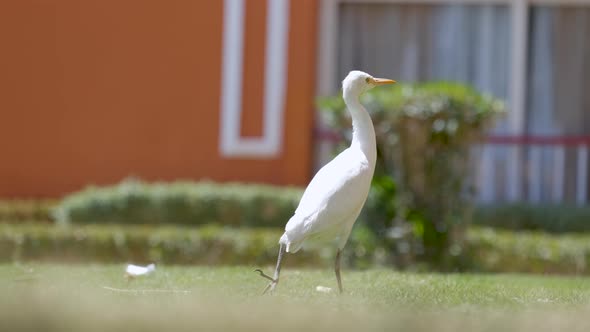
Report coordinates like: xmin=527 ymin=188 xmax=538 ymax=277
xmin=466 ymin=227 xmax=590 ymax=274
xmin=54 ymin=180 xmax=303 ymax=227
xmin=473 ymin=204 xmax=590 ymax=233
xmin=319 ymin=82 xmax=505 ymax=267
xmin=0 ymin=200 xmax=56 ymax=223
xmin=2 ymin=223 xmax=590 ymax=274
xmin=0 ymin=223 xmax=381 ymax=267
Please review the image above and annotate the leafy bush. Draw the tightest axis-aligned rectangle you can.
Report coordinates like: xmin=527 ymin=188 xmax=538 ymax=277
xmin=54 ymin=180 xmax=303 ymax=227
xmin=0 ymin=223 xmax=289 ymax=265
xmin=466 ymin=227 xmax=590 ymax=274
xmin=319 ymin=82 xmax=505 ymax=267
xmin=0 ymin=200 xmax=56 ymax=223
xmin=2 ymin=222 xmax=590 ymax=275
xmin=0 ymin=223 xmax=382 ymax=268
xmin=473 ymin=204 xmax=590 ymax=233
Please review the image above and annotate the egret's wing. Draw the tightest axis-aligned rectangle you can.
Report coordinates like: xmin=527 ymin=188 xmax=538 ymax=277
xmin=285 ymin=148 xmax=372 ymax=239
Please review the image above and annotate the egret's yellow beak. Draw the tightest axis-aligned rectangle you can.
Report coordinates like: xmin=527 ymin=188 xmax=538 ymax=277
xmin=370 ymin=77 xmax=396 ymax=85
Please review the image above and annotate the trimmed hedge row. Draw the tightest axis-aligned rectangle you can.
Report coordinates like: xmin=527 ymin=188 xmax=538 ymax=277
xmin=466 ymin=227 xmax=590 ymax=274
xmin=473 ymin=203 xmax=590 ymax=233
xmin=2 ymin=223 xmax=590 ymax=274
xmin=0 ymin=223 xmax=317 ymax=266
xmin=54 ymin=180 xmax=303 ymax=227
xmin=0 ymin=200 xmax=55 ymax=223
xmin=0 ymin=223 xmax=353 ymax=266
xmin=0 ymin=223 xmax=387 ymax=268
xmin=49 ymin=181 xmax=590 ymax=234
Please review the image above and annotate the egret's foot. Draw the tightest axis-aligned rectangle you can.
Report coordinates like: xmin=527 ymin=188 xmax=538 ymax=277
xmin=254 ymin=269 xmax=278 ymax=294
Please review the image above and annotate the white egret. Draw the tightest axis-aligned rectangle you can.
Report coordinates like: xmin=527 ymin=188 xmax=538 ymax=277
xmin=256 ymin=71 xmax=396 ymax=294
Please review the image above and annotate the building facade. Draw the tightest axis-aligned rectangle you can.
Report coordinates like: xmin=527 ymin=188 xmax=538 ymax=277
xmin=0 ymin=0 xmax=317 ymax=197
xmin=1 ymin=0 xmax=589 ymax=204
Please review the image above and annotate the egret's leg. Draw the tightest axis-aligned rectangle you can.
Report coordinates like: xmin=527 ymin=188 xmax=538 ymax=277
xmin=255 ymin=243 xmax=286 ymax=294
xmin=335 ymin=248 xmax=343 ymax=294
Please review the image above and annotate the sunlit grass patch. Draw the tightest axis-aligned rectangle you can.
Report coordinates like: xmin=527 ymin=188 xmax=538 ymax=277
xmin=2 ymin=264 xmax=590 ymax=331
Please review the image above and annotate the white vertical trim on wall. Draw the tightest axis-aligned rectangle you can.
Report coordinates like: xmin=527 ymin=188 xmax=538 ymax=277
xmin=552 ymin=146 xmax=565 ymax=202
xmin=478 ymin=146 xmax=496 ymax=202
xmin=510 ymin=0 xmax=527 ymax=118
xmin=528 ymin=146 xmax=542 ymax=203
xmin=219 ymin=0 xmax=290 ymax=158
xmin=506 ymin=0 xmax=528 ymax=201
xmin=263 ymin=0 xmax=290 ymax=155
xmin=314 ymin=0 xmax=340 ymax=170
xmin=220 ymin=0 xmax=245 ymax=157
xmin=316 ymin=0 xmax=339 ymax=95
xmin=577 ymin=146 xmax=588 ymax=205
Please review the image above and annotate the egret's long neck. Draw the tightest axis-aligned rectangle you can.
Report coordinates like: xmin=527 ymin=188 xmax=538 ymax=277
xmin=344 ymin=91 xmax=377 ymax=165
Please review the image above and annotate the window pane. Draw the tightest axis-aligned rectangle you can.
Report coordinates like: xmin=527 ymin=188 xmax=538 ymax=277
xmin=338 ymin=4 xmax=511 ymax=131
xmin=337 ymin=4 xmax=512 ymax=202
xmin=527 ymin=7 xmax=590 ymax=136
xmin=526 ymin=7 xmax=590 ymax=202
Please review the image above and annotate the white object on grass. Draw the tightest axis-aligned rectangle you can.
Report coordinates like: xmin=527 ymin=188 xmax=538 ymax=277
xmin=315 ymin=286 xmax=333 ymax=293
xmin=125 ymin=264 xmax=156 ymax=277
xmin=102 ymin=286 xmax=190 ymax=294
xmin=256 ymin=71 xmax=396 ymax=294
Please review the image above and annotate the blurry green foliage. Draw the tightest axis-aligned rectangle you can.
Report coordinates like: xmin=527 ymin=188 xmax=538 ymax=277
xmin=474 ymin=203 xmax=590 ymax=233
xmin=0 ymin=223 xmax=381 ymax=268
xmin=53 ymin=179 xmax=303 ymax=227
xmin=318 ymin=82 xmax=505 ymax=268
xmin=0 ymin=200 xmax=55 ymax=223
xmin=0 ymin=223 xmax=293 ymax=266
xmin=466 ymin=227 xmax=590 ymax=275
xmin=2 ymin=222 xmax=590 ymax=275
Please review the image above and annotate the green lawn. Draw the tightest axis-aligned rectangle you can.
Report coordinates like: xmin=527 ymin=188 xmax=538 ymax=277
xmin=2 ymin=264 xmax=590 ymax=331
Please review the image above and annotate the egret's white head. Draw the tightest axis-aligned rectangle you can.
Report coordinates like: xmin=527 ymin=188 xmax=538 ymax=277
xmin=342 ymin=70 xmax=396 ymax=97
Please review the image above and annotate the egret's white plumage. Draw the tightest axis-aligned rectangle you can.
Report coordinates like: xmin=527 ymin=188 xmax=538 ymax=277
xmin=280 ymin=147 xmax=372 ymax=253
xmin=256 ymin=71 xmax=396 ymax=294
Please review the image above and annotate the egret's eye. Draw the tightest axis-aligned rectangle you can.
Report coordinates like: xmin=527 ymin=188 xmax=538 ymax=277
xmin=365 ymin=77 xmax=371 ymax=84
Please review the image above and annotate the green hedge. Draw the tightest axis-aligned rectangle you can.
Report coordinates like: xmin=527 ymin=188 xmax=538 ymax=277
xmin=0 ymin=223 xmax=384 ymax=268
xmin=2 ymin=223 xmax=590 ymax=274
xmin=466 ymin=227 xmax=590 ymax=274
xmin=0 ymin=200 xmax=55 ymax=223
xmin=51 ymin=181 xmax=590 ymax=235
xmin=473 ymin=204 xmax=590 ymax=233
xmin=0 ymin=223 xmax=313 ymax=266
xmin=54 ymin=180 xmax=303 ymax=227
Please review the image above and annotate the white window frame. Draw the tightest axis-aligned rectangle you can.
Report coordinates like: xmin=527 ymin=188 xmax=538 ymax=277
xmin=219 ymin=0 xmax=290 ymax=158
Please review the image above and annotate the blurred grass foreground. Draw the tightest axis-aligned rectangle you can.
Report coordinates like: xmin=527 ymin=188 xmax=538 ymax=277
xmin=2 ymin=264 xmax=590 ymax=332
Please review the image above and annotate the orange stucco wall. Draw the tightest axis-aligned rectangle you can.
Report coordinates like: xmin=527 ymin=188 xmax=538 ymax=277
xmin=0 ymin=0 xmax=317 ymax=197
